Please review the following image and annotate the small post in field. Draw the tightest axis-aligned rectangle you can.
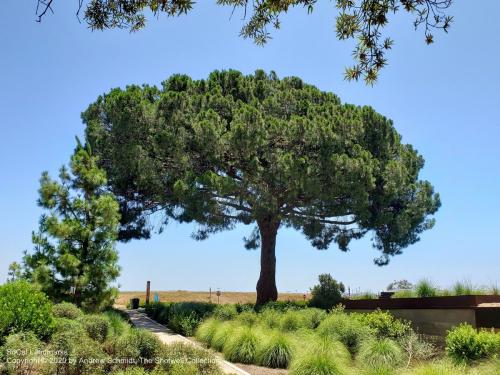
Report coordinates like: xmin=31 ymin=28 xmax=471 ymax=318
xmin=146 ymin=281 xmax=151 ymax=305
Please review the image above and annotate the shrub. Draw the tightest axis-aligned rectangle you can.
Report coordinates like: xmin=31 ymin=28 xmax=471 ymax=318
xmin=317 ymin=313 xmax=372 ymax=355
xmin=415 ymin=280 xmax=437 ymax=298
xmin=211 ymin=322 xmax=234 ymax=351
xmin=392 ymin=290 xmax=415 ymax=298
xmin=397 ymin=331 xmax=435 ymax=365
xmin=53 ymin=302 xmax=84 ymax=319
xmin=309 ymin=274 xmax=345 ymax=310
xmin=167 ymin=302 xmax=216 ymax=335
xmin=50 ymin=327 xmax=109 ymax=375
xmin=213 ymin=304 xmax=238 ymax=321
xmin=353 ymin=310 xmax=412 ymax=340
xmin=54 ymin=317 xmax=85 ymax=333
xmin=112 ymin=329 xmax=162 ymax=370
xmin=78 ymin=314 xmax=110 ymax=342
xmin=0 ymin=281 xmax=55 ymax=340
xmin=223 ymin=327 xmax=260 ymax=364
xmin=258 ymin=331 xmax=294 ymax=368
xmin=357 ymin=338 xmax=404 ymax=368
xmin=158 ymin=342 xmax=221 ymax=375
xmin=258 ymin=300 xmax=308 ymax=312
xmin=196 ymin=318 xmax=221 ymax=346
xmin=235 ymin=303 xmax=255 ymax=313
xmin=1 ymin=332 xmax=49 ymax=375
xmin=112 ymin=368 xmax=148 ymax=375
xmin=445 ymin=323 xmax=500 ymax=363
xmin=406 ymin=360 xmax=463 ymax=375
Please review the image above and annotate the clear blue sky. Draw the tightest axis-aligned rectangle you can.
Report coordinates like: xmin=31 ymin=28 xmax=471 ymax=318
xmin=1 ymin=1 xmax=499 ymax=294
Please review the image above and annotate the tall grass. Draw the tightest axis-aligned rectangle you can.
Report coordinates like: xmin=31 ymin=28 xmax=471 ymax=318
xmin=415 ymin=280 xmax=438 ymax=298
xmin=211 ymin=321 xmax=234 ymax=351
xmin=223 ymin=326 xmax=261 ymax=364
xmin=357 ymin=338 xmax=404 ymax=368
xmin=258 ymin=331 xmax=294 ymax=368
xmin=195 ymin=318 xmax=220 ymax=347
xmin=289 ymin=338 xmax=350 ymax=375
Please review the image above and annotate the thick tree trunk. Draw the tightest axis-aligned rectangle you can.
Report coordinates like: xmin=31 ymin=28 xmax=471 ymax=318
xmin=256 ymin=216 xmax=280 ymax=305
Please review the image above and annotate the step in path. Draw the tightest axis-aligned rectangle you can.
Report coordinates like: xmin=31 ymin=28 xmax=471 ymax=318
xmin=121 ymin=308 xmax=250 ymax=375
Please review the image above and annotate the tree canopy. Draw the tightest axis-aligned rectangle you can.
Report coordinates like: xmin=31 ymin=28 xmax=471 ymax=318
xmin=36 ymin=0 xmax=453 ymax=84
xmin=23 ymin=142 xmax=121 ymax=310
xmin=83 ymin=69 xmax=440 ymax=303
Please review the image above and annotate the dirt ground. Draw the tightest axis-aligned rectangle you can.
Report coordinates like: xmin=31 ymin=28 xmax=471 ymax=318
xmin=236 ymin=363 xmax=288 ymax=375
xmin=117 ymin=290 xmax=309 ymax=306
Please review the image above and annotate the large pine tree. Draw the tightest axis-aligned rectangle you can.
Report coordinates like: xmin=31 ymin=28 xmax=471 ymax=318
xmin=24 ymin=141 xmax=121 ymax=310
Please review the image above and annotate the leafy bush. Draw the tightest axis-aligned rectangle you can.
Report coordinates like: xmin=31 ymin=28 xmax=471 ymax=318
xmin=170 ymin=311 xmax=200 ymax=336
xmin=415 ymin=280 xmax=438 ymax=298
xmin=151 ymin=302 xmax=215 ymax=335
xmin=353 ymin=310 xmax=412 ymax=340
xmin=1 ymin=332 xmax=49 ymax=375
xmin=317 ymin=312 xmax=372 ymax=355
xmin=357 ymin=338 xmax=404 ymax=368
xmin=79 ymin=314 xmax=110 ymax=342
xmin=258 ymin=300 xmax=308 ymax=312
xmin=158 ymin=342 xmax=221 ymax=375
xmin=213 ymin=304 xmax=238 ymax=320
xmin=445 ymin=323 xmax=500 ymax=363
xmin=195 ymin=318 xmax=221 ymax=346
xmin=0 ymin=280 xmax=55 ymax=340
xmin=258 ymin=331 xmax=294 ymax=368
xmin=309 ymin=274 xmax=345 ymax=310
xmin=50 ymin=326 xmax=109 ymax=375
xmin=53 ymin=302 xmax=84 ymax=319
xmin=54 ymin=317 xmax=85 ymax=333
xmin=112 ymin=328 xmax=162 ymax=370
xmin=223 ymin=327 xmax=260 ymax=364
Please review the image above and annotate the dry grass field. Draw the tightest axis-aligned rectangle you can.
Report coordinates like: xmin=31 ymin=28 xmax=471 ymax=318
xmin=116 ymin=290 xmax=309 ymax=306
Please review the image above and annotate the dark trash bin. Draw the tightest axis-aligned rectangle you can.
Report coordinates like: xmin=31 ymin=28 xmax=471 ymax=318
xmin=130 ymin=298 xmax=140 ymax=309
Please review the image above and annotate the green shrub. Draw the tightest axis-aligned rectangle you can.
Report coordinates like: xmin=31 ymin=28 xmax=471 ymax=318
xmin=392 ymin=290 xmax=415 ymax=298
xmin=309 ymin=274 xmax=345 ymax=310
xmin=50 ymin=327 xmax=109 ymax=375
xmin=211 ymin=322 xmax=235 ymax=351
xmin=415 ymin=280 xmax=437 ymax=298
xmin=397 ymin=331 xmax=435 ymax=364
xmin=445 ymin=323 xmax=500 ymax=363
xmin=258 ymin=300 xmax=308 ymax=312
xmin=54 ymin=317 xmax=85 ymax=333
xmin=196 ymin=318 xmax=221 ymax=346
xmin=357 ymin=338 xmax=404 ymax=368
xmin=235 ymin=303 xmax=255 ymax=313
xmin=318 ymin=313 xmax=372 ymax=355
xmin=406 ymin=360 xmax=464 ymax=375
xmin=79 ymin=314 xmax=110 ymax=342
xmin=112 ymin=328 xmax=162 ymax=370
xmin=170 ymin=311 xmax=199 ymax=336
xmin=223 ymin=327 xmax=260 ymax=364
xmin=0 ymin=281 xmax=55 ymax=340
xmin=53 ymin=302 xmax=84 ymax=319
xmin=112 ymin=368 xmax=148 ymax=375
xmin=258 ymin=331 xmax=294 ymax=368
xmin=158 ymin=342 xmax=221 ymax=375
xmin=353 ymin=310 xmax=412 ymax=340
xmin=167 ymin=302 xmax=216 ymax=335
xmin=1 ymin=332 xmax=50 ymax=375
xmin=213 ymin=304 xmax=238 ymax=321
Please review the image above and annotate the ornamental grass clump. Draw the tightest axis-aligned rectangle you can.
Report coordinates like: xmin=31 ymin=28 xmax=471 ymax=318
xmin=296 ymin=308 xmax=327 ymax=329
xmin=211 ymin=322 xmax=235 ymax=352
xmin=280 ymin=310 xmax=305 ymax=331
xmin=317 ymin=312 xmax=373 ymax=355
xmin=415 ymin=280 xmax=438 ymax=298
xmin=259 ymin=308 xmax=281 ymax=329
xmin=223 ymin=326 xmax=260 ymax=364
xmin=289 ymin=338 xmax=350 ymax=375
xmin=258 ymin=331 xmax=294 ymax=368
xmin=195 ymin=318 xmax=221 ymax=347
xmin=357 ymin=338 xmax=404 ymax=369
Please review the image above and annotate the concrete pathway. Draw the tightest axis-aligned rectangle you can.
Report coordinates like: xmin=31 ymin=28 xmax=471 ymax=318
xmin=121 ymin=308 xmax=250 ymax=375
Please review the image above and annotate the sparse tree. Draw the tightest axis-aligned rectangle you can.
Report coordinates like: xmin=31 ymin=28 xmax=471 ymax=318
xmin=35 ymin=0 xmax=453 ymax=84
xmin=83 ymin=70 xmax=440 ymax=305
xmin=23 ymin=141 xmax=121 ymax=310
xmin=7 ymin=262 xmax=22 ymax=282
